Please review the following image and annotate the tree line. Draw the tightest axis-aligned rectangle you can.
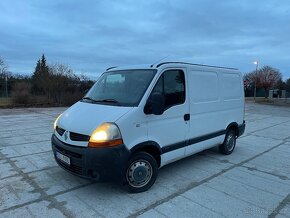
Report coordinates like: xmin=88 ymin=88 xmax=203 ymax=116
xmin=1 ymin=55 xmax=290 ymax=106
xmin=0 ymin=55 xmax=94 ymax=106
xmin=243 ymin=65 xmax=290 ymax=97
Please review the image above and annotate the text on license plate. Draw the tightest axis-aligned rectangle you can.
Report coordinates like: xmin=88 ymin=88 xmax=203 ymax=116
xmin=56 ymin=151 xmax=71 ymax=165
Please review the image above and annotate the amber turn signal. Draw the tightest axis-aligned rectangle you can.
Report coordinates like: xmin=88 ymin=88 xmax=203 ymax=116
xmin=88 ymin=138 xmax=123 ymax=148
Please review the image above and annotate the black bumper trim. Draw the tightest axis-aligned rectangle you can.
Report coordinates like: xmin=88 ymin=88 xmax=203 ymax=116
xmin=51 ymin=134 xmax=130 ymax=182
xmin=161 ymin=129 xmax=227 ymax=154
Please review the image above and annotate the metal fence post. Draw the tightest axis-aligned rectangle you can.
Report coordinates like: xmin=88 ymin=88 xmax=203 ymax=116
xmin=5 ymin=74 xmax=8 ymax=97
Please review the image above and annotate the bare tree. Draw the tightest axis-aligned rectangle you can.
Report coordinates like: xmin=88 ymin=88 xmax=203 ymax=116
xmin=275 ymin=78 xmax=286 ymax=90
xmin=49 ymin=63 xmax=75 ymax=78
xmin=244 ymin=65 xmax=282 ymax=97
xmin=47 ymin=63 xmax=79 ymax=103
xmin=0 ymin=57 xmax=8 ymax=97
xmin=0 ymin=57 xmax=8 ymax=76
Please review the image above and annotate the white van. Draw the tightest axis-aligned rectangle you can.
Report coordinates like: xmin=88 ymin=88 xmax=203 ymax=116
xmin=52 ymin=62 xmax=245 ymax=192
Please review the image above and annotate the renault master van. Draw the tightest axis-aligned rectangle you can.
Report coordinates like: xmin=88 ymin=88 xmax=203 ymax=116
xmin=52 ymin=62 xmax=245 ymax=193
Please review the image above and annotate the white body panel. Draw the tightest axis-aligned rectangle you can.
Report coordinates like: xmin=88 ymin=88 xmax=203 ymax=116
xmin=116 ymin=107 xmax=149 ymax=150
xmin=56 ymin=101 xmax=132 ymax=147
xmin=185 ymin=67 xmax=244 ymax=157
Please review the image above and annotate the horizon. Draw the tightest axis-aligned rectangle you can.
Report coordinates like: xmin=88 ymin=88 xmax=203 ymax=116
xmin=6 ymin=58 xmax=290 ymax=81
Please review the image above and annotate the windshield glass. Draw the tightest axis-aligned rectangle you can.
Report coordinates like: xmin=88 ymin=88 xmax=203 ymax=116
xmin=83 ymin=69 xmax=156 ymax=106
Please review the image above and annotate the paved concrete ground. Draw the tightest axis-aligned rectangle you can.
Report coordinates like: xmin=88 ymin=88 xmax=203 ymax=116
xmin=0 ymin=103 xmax=290 ymax=218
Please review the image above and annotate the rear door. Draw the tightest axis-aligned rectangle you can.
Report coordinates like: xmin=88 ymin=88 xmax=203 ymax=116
xmin=146 ymin=68 xmax=190 ymax=165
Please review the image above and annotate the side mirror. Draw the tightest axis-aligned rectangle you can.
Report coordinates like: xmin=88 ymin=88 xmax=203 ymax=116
xmin=144 ymin=92 xmax=165 ymax=115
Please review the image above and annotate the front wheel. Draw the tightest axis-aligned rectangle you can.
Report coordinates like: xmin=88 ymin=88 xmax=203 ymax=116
xmin=125 ymin=152 xmax=158 ymax=193
xmin=219 ymin=129 xmax=236 ymax=155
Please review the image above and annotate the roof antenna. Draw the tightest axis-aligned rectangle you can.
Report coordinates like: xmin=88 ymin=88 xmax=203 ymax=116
xmin=150 ymin=55 xmax=171 ymax=67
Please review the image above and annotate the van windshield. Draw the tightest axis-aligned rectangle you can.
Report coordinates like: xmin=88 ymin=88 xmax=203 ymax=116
xmin=83 ymin=69 xmax=156 ymax=106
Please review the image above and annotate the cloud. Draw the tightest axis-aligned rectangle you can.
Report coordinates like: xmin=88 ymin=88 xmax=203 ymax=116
xmin=0 ymin=0 xmax=289 ymax=79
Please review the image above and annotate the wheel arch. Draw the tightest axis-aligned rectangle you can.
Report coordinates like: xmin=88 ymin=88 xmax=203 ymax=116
xmin=226 ymin=122 xmax=239 ymax=136
xmin=130 ymin=141 xmax=162 ymax=167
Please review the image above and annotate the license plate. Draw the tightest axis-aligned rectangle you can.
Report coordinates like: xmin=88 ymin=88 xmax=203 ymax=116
xmin=56 ymin=151 xmax=71 ymax=165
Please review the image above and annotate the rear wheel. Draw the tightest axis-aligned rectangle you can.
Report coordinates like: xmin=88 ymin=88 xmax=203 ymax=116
xmin=125 ymin=152 xmax=158 ymax=193
xmin=219 ymin=129 xmax=236 ymax=155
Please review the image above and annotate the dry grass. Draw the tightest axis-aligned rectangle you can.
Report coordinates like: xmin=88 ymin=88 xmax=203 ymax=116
xmin=0 ymin=97 xmax=12 ymax=107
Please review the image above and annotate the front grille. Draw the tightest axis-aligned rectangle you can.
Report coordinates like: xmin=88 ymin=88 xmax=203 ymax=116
xmin=56 ymin=126 xmax=65 ymax=136
xmin=70 ymin=132 xmax=90 ymax=141
xmin=56 ymin=158 xmax=83 ymax=175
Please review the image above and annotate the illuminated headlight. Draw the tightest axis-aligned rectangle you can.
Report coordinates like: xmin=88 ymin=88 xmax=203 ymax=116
xmin=89 ymin=123 xmax=123 ymax=148
xmin=54 ymin=114 xmax=62 ymax=130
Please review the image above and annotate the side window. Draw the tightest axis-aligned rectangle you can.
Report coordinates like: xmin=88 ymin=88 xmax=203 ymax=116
xmin=151 ymin=70 xmax=185 ymax=109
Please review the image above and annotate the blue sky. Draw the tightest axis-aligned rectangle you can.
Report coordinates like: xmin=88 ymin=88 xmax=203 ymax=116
xmin=0 ymin=0 xmax=290 ymax=79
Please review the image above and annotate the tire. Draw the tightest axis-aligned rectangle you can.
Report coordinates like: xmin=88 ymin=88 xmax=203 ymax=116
xmin=219 ymin=129 xmax=236 ymax=155
xmin=124 ymin=152 xmax=158 ymax=193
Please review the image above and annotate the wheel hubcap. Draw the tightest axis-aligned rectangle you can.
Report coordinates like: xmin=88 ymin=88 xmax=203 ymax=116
xmin=226 ymin=133 xmax=236 ymax=151
xmin=127 ymin=160 xmax=152 ymax=188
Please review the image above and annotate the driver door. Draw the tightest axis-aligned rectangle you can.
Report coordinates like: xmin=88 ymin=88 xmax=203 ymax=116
xmin=146 ymin=69 xmax=190 ymax=166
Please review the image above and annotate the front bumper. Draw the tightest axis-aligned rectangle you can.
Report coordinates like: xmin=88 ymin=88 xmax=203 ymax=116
xmin=51 ymin=134 xmax=130 ymax=182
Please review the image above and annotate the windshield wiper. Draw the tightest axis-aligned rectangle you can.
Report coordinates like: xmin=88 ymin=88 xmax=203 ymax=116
xmin=94 ymin=99 xmax=120 ymax=104
xmin=82 ymin=97 xmax=120 ymax=105
xmin=82 ymin=97 xmax=98 ymax=102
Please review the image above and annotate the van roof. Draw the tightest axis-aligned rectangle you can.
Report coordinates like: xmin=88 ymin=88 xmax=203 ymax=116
xmin=106 ymin=62 xmax=238 ymax=72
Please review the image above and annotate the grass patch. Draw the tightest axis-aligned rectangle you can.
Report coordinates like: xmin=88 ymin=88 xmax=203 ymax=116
xmin=0 ymin=97 xmax=12 ymax=107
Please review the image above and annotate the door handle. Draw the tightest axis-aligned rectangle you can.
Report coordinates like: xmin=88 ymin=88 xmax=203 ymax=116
xmin=184 ymin=114 xmax=190 ymax=121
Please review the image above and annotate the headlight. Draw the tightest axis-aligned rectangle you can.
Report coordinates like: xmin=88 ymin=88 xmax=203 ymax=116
xmin=89 ymin=123 xmax=123 ymax=148
xmin=53 ymin=114 xmax=62 ymax=130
